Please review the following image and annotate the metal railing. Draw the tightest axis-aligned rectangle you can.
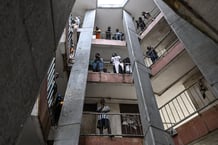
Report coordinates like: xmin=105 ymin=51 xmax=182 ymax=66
xmin=80 ymin=112 xmax=143 ymax=137
xmin=144 ymin=6 xmax=161 ymax=27
xmin=47 ymin=57 xmax=56 ymax=108
xmin=135 ymin=6 xmax=161 ymax=34
xmin=159 ymin=78 xmax=218 ymax=130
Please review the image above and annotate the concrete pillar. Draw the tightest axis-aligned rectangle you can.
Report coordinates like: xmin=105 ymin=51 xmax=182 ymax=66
xmin=154 ymin=0 xmax=218 ymax=97
xmin=53 ymin=10 xmax=96 ymax=145
xmin=122 ymin=10 xmax=174 ymax=145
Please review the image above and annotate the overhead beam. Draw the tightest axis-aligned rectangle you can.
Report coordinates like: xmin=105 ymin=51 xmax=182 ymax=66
xmin=161 ymin=0 xmax=218 ymax=43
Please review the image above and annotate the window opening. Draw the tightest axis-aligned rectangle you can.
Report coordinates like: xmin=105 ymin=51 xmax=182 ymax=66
xmin=97 ymin=0 xmax=128 ymax=8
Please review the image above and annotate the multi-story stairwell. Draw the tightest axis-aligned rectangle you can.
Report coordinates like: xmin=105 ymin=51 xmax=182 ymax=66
xmin=48 ymin=2 xmax=218 ymax=145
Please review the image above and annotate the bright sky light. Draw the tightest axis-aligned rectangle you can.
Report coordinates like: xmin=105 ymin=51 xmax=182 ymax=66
xmin=97 ymin=0 xmax=128 ymax=8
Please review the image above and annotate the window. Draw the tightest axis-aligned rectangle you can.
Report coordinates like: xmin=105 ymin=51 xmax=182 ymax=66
xmin=97 ymin=0 xmax=128 ymax=8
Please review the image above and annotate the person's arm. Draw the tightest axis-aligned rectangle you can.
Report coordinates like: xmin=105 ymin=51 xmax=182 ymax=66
xmin=110 ymin=57 xmax=114 ymax=63
xmin=100 ymin=57 xmax=104 ymax=62
xmin=97 ymin=106 xmax=103 ymax=112
xmin=146 ymin=51 xmax=151 ymax=58
xmin=102 ymin=106 xmax=110 ymax=113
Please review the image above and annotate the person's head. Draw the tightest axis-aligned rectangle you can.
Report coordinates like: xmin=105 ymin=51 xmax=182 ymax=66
xmin=147 ymin=46 xmax=151 ymax=50
xmin=100 ymin=98 xmax=105 ymax=105
xmin=112 ymin=52 xmax=117 ymax=57
xmin=116 ymin=29 xmax=119 ymax=32
xmin=95 ymin=53 xmax=100 ymax=58
xmin=55 ymin=72 xmax=59 ymax=79
xmin=107 ymin=26 xmax=111 ymax=31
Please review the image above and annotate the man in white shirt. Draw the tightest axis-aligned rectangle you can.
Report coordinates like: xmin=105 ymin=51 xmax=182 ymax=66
xmin=111 ymin=53 xmax=121 ymax=73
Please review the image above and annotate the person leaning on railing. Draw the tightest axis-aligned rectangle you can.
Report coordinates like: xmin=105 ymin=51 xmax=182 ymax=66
xmin=92 ymin=53 xmax=104 ymax=72
xmin=96 ymin=98 xmax=111 ymax=134
xmin=146 ymin=46 xmax=158 ymax=63
xmin=105 ymin=26 xmax=111 ymax=40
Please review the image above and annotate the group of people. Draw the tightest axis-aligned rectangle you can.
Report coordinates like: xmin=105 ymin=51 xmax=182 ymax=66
xmin=95 ymin=26 xmax=124 ymax=40
xmin=135 ymin=11 xmax=154 ymax=34
xmin=105 ymin=26 xmax=125 ymax=40
xmin=135 ymin=17 xmax=146 ymax=32
xmin=92 ymin=52 xmax=132 ymax=74
xmin=111 ymin=53 xmax=132 ymax=74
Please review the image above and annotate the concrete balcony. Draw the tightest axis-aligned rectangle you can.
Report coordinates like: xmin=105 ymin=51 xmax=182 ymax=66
xmin=150 ymin=41 xmax=196 ymax=95
xmin=151 ymin=41 xmax=185 ymax=76
xmin=139 ymin=12 xmax=164 ymax=40
xmin=86 ymin=72 xmax=137 ymax=101
xmin=92 ymin=39 xmax=126 ymax=47
xmin=87 ymin=72 xmax=133 ymax=84
xmin=79 ymin=136 xmax=143 ymax=145
xmin=173 ymin=104 xmax=218 ymax=145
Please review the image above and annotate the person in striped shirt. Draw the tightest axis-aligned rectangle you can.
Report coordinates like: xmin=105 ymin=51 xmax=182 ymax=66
xmin=96 ymin=98 xmax=111 ymax=134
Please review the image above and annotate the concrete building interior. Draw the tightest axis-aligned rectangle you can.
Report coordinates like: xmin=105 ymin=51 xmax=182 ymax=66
xmin=1 ymin=0 xmax=218 ymax=145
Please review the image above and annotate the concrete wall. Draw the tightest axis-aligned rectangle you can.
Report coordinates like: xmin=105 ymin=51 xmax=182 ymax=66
xmin=79 ymin=136 xmax=143 ymax=145
xmin=173 ymin=104 xmax=218 ymax=145
xmin=15 ymin=116 xmax=44 ymax=145
xmin=0 ymin=0 xmax=75 ymax=144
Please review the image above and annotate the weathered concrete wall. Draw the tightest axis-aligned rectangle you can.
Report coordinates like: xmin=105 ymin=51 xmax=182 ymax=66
xmin=87 ymin=72 xmax=133 ymax=83
xmin=173 ymin=104 xmax=218 ymax=145
xmin=15 ymin=116 xmax=45 ymax=145
xmin=79 ymin=136 xmax=143 ymax=145
xmin=185 ymin=0 xmax=218 ymax=33
xmin=0 ymin=0 xmax=75 ymax=145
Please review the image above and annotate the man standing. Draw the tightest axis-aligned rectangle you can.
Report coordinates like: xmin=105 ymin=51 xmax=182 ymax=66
xmin=97 ymin=98 xmax=111 ymax=134
xmin=146 ymin=46 xmax=158 ymax=63
xmin=111 ymin=53 xmax=121 ymax=73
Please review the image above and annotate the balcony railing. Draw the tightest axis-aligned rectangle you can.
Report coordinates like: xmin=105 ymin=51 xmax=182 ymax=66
xmin=80 ymin=112 xmax=143 ymax=137
xmin=136 ymin=6 xmax=161 ymax=35
xmin=159 ymin=78 xmax=218 ymax=130
xmin=144 ymin=6 xmax=161 ymax=28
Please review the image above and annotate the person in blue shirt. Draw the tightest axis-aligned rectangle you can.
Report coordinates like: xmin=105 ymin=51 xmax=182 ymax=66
xmin=92 ymin=53 xmax=104 ymax=72
xmin=146 ymin=46 xmax=158 ymax=63
xmin=113 ymin=29 xmax=122 ymax=40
